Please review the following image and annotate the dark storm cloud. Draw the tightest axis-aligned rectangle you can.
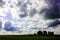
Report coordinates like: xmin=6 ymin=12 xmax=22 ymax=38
xmin=42 ymin=0 xmax=60 ymax=28
xmin=40 ymin=8 xmax=48 ymax=14
xmin=42 ymin=0 xmax=60 ymax=20
xmin=0 ymin=0 xmax=5 ymax=7
xmin=4 ymin=21 xmax=17 ymax=31
xmin=0 ymin=21 xmax=2 ymax=28
xmin=17 ymin=1 xmax=32 ymax=18
xmin=44 ymin=6 xmax=60 ymax=19
xmin=47 ymin=0 xmax=60 ymax=4
xmin=20 ymin=3 xmax=27 ymax=12
xmin=48 ymin=20 xmax=60 ymax=27
xmin=0 ymin=0 xmax=4 ymax=3
xmin=47 ymin=0 xmax=60 ymax=11
xmin=17 ymin=1 xmax=22 ymax=6
xmin=27 ymin=0 xmax=32 ymax=5
xmin=29 ymin=8 xmax=37 ymax=17
xmin=9 ymin=4 xmax=14 ymax=8
xmin=17 ymin=0 xmax=32 ymax=6
xmin=19 ymin=12 xmax=27 ymax=18
xmin=30 ymin=27 xmax=38 ymax=30
xmin=18 ymin=2 xmax=28 ymax=18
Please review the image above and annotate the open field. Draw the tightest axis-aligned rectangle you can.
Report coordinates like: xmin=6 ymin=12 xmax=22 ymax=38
xmin=0 ymin=35 xmax=60 ymax=40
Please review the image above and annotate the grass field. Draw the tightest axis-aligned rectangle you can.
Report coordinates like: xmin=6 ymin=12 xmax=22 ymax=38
xmin=0 ymin=35 xmax=60 ymax=40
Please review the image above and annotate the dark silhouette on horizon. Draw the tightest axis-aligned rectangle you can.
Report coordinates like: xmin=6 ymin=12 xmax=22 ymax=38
xmin=48 ymin=31 xmax=54 ymax=35
xmin=43 ymin=31 xmax=47 ymax=35
xmin=37 ymin=31 xmax=43 ymax=35
xmin=37 ymin=31 xmax=54 ymax=35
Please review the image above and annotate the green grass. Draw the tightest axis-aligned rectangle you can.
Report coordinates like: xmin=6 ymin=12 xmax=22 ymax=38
xmin=0 ymin=35 xmax=60 ymax=40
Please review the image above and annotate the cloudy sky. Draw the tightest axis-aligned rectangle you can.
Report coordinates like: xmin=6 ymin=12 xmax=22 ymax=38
xmin=0 ymin=0 xmax=60 ymax=35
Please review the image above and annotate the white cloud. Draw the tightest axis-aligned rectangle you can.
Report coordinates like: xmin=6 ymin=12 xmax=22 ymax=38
xmin=0 ymin=0 xmax=60 ymax=35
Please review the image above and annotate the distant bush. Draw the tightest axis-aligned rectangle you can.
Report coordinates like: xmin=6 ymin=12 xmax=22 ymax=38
xmin=37 ymin=31 xmax=54 ymax=35
xmin=48 ymin=31 xmax=54 ymax=35
xmin=37 ymin=31 xmax=42 ymax=35
xmin=43 ymin=31 xmax=47 ymax=35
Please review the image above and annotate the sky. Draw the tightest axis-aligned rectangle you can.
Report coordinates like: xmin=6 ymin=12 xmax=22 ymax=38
xmin=0 ymin=0 xmax=60 ymax=35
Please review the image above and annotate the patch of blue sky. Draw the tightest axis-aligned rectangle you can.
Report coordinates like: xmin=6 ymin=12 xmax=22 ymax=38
xmin=5 ymin=13 xmax=12 ymax=20
xmin=2 ymin=12 xmax=21 ymax=22
xmin=4 ymin=26 xmax=17 ymax=31
xmin=3 ymin=9 xmax=13 ymax=20
xmin=4 ymin=21 xmax=18 ymax=31
xmin=3 ymin=7 xmax=25 ymax=22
